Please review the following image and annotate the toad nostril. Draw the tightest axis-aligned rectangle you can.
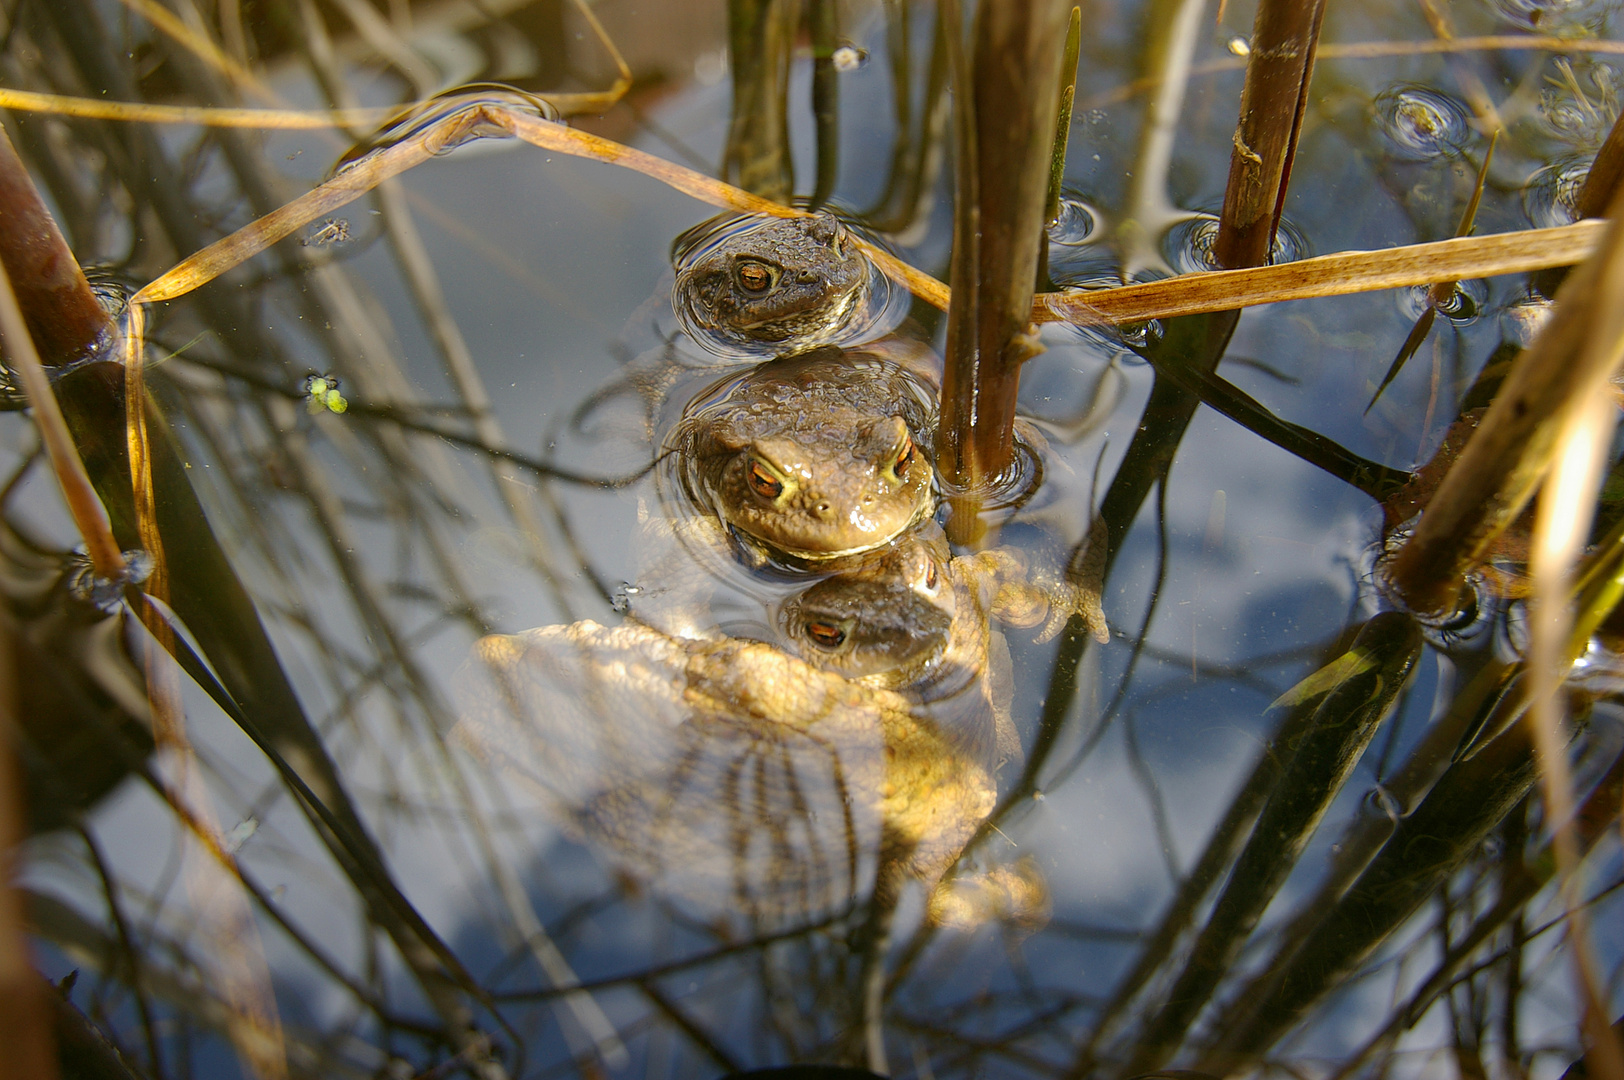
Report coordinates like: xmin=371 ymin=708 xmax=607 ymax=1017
xmin=816 ymin=502 xmax=833 ymax=518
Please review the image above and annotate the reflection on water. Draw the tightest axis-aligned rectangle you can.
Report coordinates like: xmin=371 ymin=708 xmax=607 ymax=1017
xmin=2 ymin=0 xmax=1622 ymax=1077
xmin=454 ymin=615 xmax=996 ymax=923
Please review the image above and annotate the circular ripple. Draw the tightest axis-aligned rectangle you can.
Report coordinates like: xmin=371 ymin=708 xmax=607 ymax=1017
xmin=1054 ymin=276 xmax=1166 ymax=355
xmin=1162 ymin=212 xmax=1309 ymax=274
xmin=1047 ymin=195 xmax=1101 ymax=246
xmin=1372 ymin=528 xmax=1499 ymax=647
xmin=1373 ymin=85 xmax=1472 ymax=161
xmin=935 ymin=427 xmax=1047 ymax=526
xmin=1482 ymin=0 xmax=1611 ymax=32
xmin=1396 ymin=277 xmax=1489 ymax=324
xmin=1522 ymin=155 xmax=1590 ymax=228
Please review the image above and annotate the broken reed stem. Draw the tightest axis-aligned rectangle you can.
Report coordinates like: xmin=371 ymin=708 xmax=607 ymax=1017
xmin=0 ymin=257 xmax=125 ymax=581
xmin=1213 ymin=0 xmax=1327 ymax=269
xmin=0 ymin=125 xmax=115 ymax=366
xmin=937 ymin=0 xmax=1070 ymax=510
xmin=1384 ymin=185 xmax=1624 ymax=618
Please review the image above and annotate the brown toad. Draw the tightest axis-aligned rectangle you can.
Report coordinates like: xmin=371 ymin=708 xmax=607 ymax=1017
xmin=776 ymin=522 xmax=1110 ymax=772
xmin=454 ymin=620 xmax=995 ymax=923
xmin=674 ymin=212 xmax=870 ymax=354
xmin=674 ymin=344 xmax=939 ymax=562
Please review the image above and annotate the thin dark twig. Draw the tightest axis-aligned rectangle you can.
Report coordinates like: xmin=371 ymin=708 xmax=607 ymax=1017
xmin=489 ymin=914 xmax=842 ymax=1002
xmin=169 ymin=354 xmax=658 ymax=489
xmin=637 ymin=979 xmax=742 ymax=1073
xmin=78 ymin=823 xmax=166 ymax=1080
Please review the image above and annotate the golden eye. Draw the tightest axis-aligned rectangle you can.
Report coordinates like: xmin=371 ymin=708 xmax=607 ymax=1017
xmin=737 ymin=260 xmax=773 ymax=293
xmin=747 ymin=459 xmax=784 ymax=500
xmin=805 ymin=620 xmax=847 ymax=648
xmin=923 ymin=559 xmax=938 ymax=590
xmin=891 ymin=434 xmax=916 ymax=480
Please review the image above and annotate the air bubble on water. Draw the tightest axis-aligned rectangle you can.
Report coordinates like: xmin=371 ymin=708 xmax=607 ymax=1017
xmin=1373 ymin=85 xmax=1472 ymax=161
xmin=1052 ymin=276 xmax=1166 ymax=356
xmin=68 ymin=548 xmax=154 ymax=612
xmin=831 ymin=44 xmax=868 ymax=72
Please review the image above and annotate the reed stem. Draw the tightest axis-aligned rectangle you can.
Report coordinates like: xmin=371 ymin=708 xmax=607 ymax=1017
xmin=938 ymin=0 xmax=1069 ymax=535
xmin=1212 ymin=0 xmax=1327 ymax=270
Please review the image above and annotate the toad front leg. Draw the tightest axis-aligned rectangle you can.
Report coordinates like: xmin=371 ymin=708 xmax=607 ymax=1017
xmin=963 ymin=544 xmax=1110 ymax=645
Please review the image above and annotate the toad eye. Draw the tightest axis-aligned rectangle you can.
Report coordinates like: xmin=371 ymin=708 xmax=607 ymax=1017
xmin=923 ymin=559 xmax=938 ymax=590
xmin=890 ymin=434 xmax=916 ymax=481
xmin=736 ymin=260 xmax=774 ymax=293
xmin=747 ymin=459 xmax=785 ymax=500
xmin=804 ymin=620 xmax=848 ymax=648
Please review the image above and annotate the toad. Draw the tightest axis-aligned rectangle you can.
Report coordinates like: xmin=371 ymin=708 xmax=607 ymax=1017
xmin=673 ymin=345 xmax=939 ymax=562
xmin=776 ymin=521 xmax=1110 ymax=773
xmin=454 ymin=620 xmax=995 ymax=923
xmin=455 ymin=522 xmax=1105 ymax=926
xmin=674 ymin=212 xmax=870 ymax=355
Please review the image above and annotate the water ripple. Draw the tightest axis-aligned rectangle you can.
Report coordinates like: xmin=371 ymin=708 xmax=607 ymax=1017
xmin=1373 ymin=85 xmax=1472 ymax=161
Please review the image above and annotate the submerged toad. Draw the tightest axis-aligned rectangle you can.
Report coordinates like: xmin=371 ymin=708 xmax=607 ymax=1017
xmin=454 ymin=620 xmax=996 ymax=923
xmin=674 ymin=345 xmax=938 ymax=562
xmin=674 ymin=212 xmax=870 ymax=355
xmin=776 ymin=522 xmax=1110 ymax=772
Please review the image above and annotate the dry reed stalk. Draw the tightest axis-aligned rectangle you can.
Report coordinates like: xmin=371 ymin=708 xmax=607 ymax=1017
xmin=1524 ymin=286 xmax=1624 ymax=1080
xmin=7 ymin=87 xmax=1602 ymax=334
xmin=1038 ymin=219 xmax=1604 ymax=322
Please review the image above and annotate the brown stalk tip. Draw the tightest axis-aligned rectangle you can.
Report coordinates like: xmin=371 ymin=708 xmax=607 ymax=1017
xmin=0 ymin=126 xmax=115 ymax=369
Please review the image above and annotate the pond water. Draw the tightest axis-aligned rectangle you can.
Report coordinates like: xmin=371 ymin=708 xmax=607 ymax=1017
xmin=3 ymin=0 xmax=1623 ymax=1078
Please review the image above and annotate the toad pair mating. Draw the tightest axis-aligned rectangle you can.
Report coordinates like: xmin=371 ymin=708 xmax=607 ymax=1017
xmin=456 ymin=213 xmax=1107 ymax=922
